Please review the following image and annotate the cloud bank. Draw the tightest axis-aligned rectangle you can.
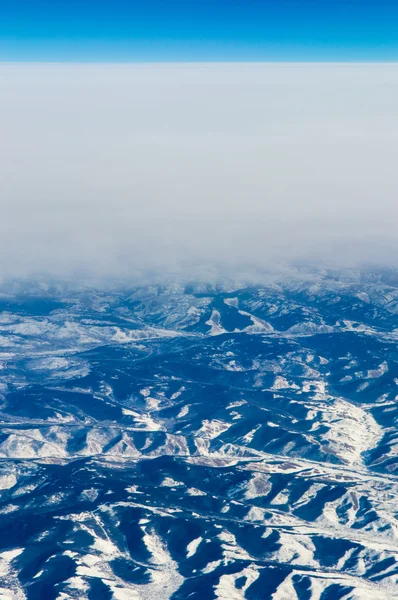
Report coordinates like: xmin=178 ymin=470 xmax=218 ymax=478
xmin=1 ymin=63 xmax=398 ymax=280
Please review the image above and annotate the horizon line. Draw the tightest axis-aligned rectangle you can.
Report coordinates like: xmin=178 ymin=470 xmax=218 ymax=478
xmin=2 ymin=60 xmax=398 ymax=66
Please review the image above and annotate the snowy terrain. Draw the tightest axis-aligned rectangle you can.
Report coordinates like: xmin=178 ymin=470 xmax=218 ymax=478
xmin=0 ymin=267 xmax=398 ymax=599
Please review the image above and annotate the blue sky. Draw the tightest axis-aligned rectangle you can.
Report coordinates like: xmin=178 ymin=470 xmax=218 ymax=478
xmin=1 ymin=0 xmax=398 ymax=61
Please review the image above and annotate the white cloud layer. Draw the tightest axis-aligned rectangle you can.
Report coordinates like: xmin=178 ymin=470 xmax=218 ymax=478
xmin=1 ymin=63 xmax=398 ymax=279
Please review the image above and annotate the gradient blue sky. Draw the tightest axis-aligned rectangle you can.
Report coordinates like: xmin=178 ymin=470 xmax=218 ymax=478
xmin=1 ymin=0 xmax=398 ymax=62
